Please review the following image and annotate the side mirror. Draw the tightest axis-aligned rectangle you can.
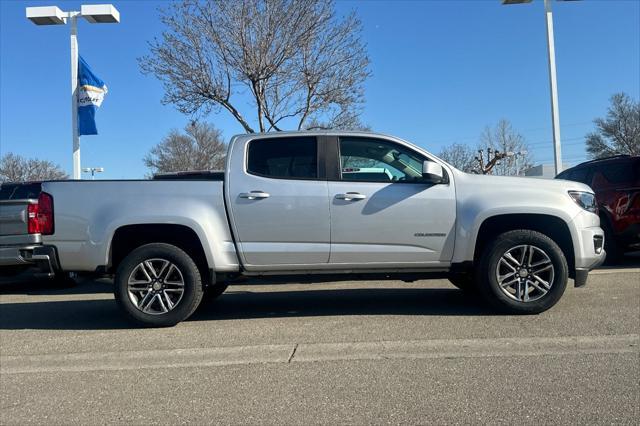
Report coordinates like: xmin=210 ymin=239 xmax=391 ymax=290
xmin=422 ymin=161 xmax=444 ymax=184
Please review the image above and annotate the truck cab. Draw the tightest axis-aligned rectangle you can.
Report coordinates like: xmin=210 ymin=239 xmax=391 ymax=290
xmin=226 ymin=133 xmax=456 ymax=270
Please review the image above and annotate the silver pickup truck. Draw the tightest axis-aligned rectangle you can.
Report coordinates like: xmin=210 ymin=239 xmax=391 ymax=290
xmin=6 ymin=131 xmax=606 ymax=326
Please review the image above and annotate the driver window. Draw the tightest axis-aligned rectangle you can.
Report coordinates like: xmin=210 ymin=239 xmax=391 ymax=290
xmin=339 ymin=137 xmax=427 ymax=183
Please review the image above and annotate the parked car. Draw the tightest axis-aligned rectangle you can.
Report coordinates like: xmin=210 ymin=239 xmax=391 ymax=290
xmin=556 ymin=155 xmax=639 ymax=263
xmin=0 ymin=132 xmax=605 ymax=326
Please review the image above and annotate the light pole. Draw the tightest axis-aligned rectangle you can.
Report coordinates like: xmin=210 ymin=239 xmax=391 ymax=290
xmin=501 ymin=0 xmax=580 ymax=176
xmin=26 ymin=5 xmax=120 ymax=180
xmin=82 ymin=167 xmax=104 ymax=180
xmin=507 ymin=150 xmax=528 ymax=176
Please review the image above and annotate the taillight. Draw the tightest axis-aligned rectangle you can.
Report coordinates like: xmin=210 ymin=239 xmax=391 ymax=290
xmin=27 ymin=203 xmax=39 ymax=234
xmin=27 ymin=192 xmax=54 ymax=235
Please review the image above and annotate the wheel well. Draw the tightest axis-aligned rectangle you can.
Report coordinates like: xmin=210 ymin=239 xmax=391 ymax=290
xmin=474 ymin=214 xmax=575 ymax=275
xmin=109 ymin=224 xmax=209 ymax=279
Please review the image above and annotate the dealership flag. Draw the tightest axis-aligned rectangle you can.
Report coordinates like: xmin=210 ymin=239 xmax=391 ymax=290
xmin=77 ymin=55 xmax=108 ymax=136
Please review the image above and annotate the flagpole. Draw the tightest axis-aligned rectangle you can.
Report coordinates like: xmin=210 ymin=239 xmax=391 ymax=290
xmin=26 ymin=5 xmax=120 ymax=179
xmin=70 ymin=12 xmax=80 ymax=179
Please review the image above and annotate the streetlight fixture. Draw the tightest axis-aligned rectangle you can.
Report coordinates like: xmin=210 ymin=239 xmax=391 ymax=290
xmin=26 ymin=4 xmax=120 ymax=180
xmin=501 ymin=0 xmax=581 ymax=176
xmin=82 ymin=167 xmax=104 ymax=179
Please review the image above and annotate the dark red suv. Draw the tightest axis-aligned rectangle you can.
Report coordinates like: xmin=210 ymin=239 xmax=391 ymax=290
xmin=556 ymin=155 xmax=639 ymax=263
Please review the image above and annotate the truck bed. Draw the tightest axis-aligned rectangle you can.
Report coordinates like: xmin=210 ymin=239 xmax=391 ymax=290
xmin=41 ymin=179 xmax=238 ymax=272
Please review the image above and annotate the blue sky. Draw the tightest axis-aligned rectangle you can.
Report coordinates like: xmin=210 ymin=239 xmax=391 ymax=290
xmin=1 ymin=0 xmax=638 ymax=179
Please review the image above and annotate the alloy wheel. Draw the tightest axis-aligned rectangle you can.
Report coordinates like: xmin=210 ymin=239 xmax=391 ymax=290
xmin=495 ymin=244 xmax=555 ymax=302
xmin=127 ymin=258 xmax=185 ymax=315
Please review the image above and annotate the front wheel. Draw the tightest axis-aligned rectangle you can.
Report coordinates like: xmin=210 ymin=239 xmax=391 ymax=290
xmin=114 ymin=243 xmax=204 ymax=327
xmin=476 ymin=230 xmax=568 ymax=314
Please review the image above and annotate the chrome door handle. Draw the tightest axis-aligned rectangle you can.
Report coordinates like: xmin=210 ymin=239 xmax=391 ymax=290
xmin=239 ymin=191 xmax=270 ymax=200
xmin=335 ymin=192 xmax=366 ymax=201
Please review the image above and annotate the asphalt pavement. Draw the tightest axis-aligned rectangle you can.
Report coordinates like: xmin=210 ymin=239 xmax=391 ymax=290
xmin=1 ymin=267 xmax=638 ymax=424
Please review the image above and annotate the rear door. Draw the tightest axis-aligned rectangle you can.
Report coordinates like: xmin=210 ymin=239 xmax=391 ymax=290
xmin=227 ymin=135 xmax=330 ymax=270
xmin=328 ymin=136 xmax=456 ymax=267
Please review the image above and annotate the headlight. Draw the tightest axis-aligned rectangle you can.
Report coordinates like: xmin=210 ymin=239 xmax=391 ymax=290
xmin=568 ymin=191 xmax=597 ymax=213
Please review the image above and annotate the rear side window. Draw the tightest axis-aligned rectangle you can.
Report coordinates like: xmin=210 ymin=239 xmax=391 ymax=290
xmin=571 ymin=167 xmax=591 ymax=184
xmin=598 ymin=161 xmax=638 ymax=185
xmin=557 ymin=167 xmax=591 ymax=185
xmin=247 ymin=137 xmax=318 ymax=179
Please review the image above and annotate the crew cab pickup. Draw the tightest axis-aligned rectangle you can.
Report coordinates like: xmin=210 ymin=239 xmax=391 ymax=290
xmin=24 ymin=132 xmax=606 ymax=326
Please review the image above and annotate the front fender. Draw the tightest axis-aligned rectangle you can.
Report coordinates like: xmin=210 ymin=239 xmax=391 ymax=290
xmin=451 ymin=175 xmax=585 ymax=264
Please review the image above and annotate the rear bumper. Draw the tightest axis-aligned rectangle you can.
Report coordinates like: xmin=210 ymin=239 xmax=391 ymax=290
xmin=0 ymin=244 xmax=61 ymax=277
xmin=0 ymin=245 xmax=38 ymax=266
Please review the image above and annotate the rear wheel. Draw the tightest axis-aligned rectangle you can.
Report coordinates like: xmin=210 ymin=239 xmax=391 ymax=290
xmin=476 ymin=230 xmax=568 ymax=314
xmin=114 ymin=243 xmax=204 ymax=327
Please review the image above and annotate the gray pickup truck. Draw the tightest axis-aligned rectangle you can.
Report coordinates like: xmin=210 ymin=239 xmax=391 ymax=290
xmin=0 ymin=132 xmax=606 ymax=326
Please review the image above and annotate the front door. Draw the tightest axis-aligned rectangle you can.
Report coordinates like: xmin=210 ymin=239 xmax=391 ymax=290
xmin=227 ymin=136 xmax=330 ymax=269
xmin=329 ymin=136 xmax=456 ymax=266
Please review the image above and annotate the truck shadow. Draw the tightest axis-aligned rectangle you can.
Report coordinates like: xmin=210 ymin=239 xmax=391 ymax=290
xmin=0 ymin=277 xmax=112 ymax=296
xmin=598 ymin=251 xmax=640 ymax=269
xmin=0 ymin=286 xmax=495 ymax=331
xmin=192 ymin=287 xmax=494 ymax=321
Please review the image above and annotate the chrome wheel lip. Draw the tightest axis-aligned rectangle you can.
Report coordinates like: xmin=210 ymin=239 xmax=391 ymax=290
xmin=496 ymin=244 xmax=554 ymax=303
xmin=127 ymin=258 xmax=185 ymax=315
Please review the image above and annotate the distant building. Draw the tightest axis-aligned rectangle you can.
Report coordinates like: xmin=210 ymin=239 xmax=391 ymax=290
xmin=524 ymin=163 xmax=572 ymax=179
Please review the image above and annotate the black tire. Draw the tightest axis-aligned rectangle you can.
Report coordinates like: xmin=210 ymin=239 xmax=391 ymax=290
xmin=602 ymin=220 xmax=621 ymax=265
xmin=475 ymin=230 xmax=568 ymax=315
xmin=448 ymin=274 xmax=476 ymax=293
xmin=114 ymin=243 xmax=204 ymax=327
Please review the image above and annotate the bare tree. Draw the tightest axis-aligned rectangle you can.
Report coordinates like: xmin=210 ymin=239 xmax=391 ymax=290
xmin=303 ymin=116 xmax=371 ymax=132
xmin=586 ymin=92 xmax=640 ymax=159
xmin=144 ymin=122 xmax=227 ymax=174
xmin=0 ymin=153 xmax=68 ymax=182
xmin=473 ymin=148 xmax=511 ymax=175
xmin=438 ymin=143 xmax=477 ymax=173
xmin=478 ymin=119 xmax=533 ymax=176
xmin=139 ymin=0 xmax=370 ymax=133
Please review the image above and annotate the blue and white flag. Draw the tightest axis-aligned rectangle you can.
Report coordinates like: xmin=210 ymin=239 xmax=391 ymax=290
xmin=77 ymin=55 xmax=108 ymax=136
